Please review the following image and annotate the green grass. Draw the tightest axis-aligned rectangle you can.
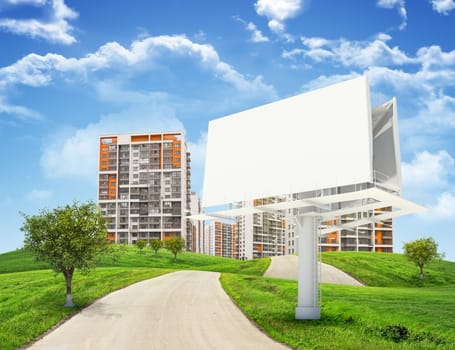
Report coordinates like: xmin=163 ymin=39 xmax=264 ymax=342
xmin=321 ymin=252 xmax=455 ymax=287
xmin=0 ymin=250 xmax=50 ymax=273
xmin=0 ymin=268 xmax=171 ymax=350
xmin=95 ymin=245 xmax=271 ymax=275
xmin=221 ymin=274 xmax=455 ymax=349
xmin=1 ymin=248 xmax=454 ymax=350
xmin=0 ymin=247 xmax=270 ymax=276
xmin=0 ymin=247 xmax=269 ymax=350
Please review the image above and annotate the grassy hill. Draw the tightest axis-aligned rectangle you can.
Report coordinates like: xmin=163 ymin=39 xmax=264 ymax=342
xmin=321 ymin=251 xmax=455 ymax=287
xmin=1 ymin=248 xmax=454 ymax=350
xmin=0 ymin=247 xmax=269 ymax=275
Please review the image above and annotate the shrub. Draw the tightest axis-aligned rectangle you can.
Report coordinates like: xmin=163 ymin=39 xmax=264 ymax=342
xmin=380 ymin=324 xmax=409 ymax=343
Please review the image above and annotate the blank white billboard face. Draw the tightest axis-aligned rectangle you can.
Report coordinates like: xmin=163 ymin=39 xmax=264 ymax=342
xmin=202 ymin=76 xmax=374 ymax=208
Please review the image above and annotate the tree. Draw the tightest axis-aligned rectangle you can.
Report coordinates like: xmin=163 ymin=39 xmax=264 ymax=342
xmin=21 ymin=201 xmax=107 ymax=307
xmin=403 ymin=237 xmax=444 ymax=281
xmin=150 ymin=239 xmax=163 ymax=254
xmin=165 ymin=237 xmax=185 ymax=262
xmin=136 ymin=239 xmax=146 ymax=254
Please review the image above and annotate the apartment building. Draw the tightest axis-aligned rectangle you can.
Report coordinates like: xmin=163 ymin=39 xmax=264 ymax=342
xmin=237 ymin=198 xmax=286 ymax=260
xmin=205 ymin=221 xmax=238 ymax=258
xmin=285 ymin=188 xmax=393 ymax=255
xmin=188 ymin=192 xmax=204 ymax=253
xmin=98 ymin=132 xmax=191 ymax=245
xmin=237 ymin=193 xmax=394 ymax=259
xmin=285 ymin=216 xmax=393 ymax=254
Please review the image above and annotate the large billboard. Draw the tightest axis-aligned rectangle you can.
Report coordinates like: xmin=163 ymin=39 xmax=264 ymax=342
xmin=202 ymin=76 xmax=374 ymax=208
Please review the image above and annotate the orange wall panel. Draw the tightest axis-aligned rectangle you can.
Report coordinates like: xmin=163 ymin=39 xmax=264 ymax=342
xmin=131 ymin=135 xmax=149 ymax=142
xmin=164 ymin=134 xmax=179 ymax=141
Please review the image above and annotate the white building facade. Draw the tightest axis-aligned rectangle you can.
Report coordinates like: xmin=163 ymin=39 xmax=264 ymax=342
xmin=237 ymin=198 xmax=286 ymax=260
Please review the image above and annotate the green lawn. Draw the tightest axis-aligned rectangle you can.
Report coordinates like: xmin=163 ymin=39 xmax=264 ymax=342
xmin=0 ymin=248 xmax=454 ymax=350
xmin=221 ymin=274 xmax=455 ymax=349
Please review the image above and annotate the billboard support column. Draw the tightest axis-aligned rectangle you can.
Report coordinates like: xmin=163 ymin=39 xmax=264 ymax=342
xmin=295 ymin=215 xmax=321 ymax=319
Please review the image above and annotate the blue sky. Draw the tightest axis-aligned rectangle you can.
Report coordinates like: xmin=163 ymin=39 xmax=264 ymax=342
xmin=0 ymin=0 xmax=454 ymax=261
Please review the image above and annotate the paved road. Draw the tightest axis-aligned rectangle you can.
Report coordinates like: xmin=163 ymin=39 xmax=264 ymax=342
xmin=28 ymin=270 xmax=290 ymax=350
xmin=264 ymin=255 xmax=364 ymax=286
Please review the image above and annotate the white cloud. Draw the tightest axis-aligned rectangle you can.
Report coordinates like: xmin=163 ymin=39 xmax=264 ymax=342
xmin=376 ymin=0 xmax=407 ymax=30
xmin=187 ymin=132 xmax=207 ymax=169
xmin=0 ymin=0 xmax=78 ymax=44
xmin=417 ymin=45 xmax=455 ymax=70
xmin=0 ymin=96 xmax=41 ymax=120
xmin=377 ymin=0 xmax=402 ymax=6
xmin=301 ymin=72 xmax=361 ymax=91
xmin=430 ymin=0 xmax=455 ymax=14
xmin=254 ymin=0 xmax=301 ymax=38
xmin=233 ymin=15 xmax=270 ymax=43
xmin=40 ymin=101 xmax=184 ymax=179
xmin=286 ymin=33 xmax=415 ymax=68
xmin=246 ymin=22 xmax=269 ymax=43
xmin=415 ymin=191 xmax=455 ymax=221
xmin=255 ymin=0 xmax=302 ymax=20
xmin=401 ymin=151 xmax=455 ymax=222
xmin=285 ymin=32 xmax=455 ymax=75
xmin=27 ymin=189 xmax=52 ymax=200
xmin=430 ymin=192 xmax=455 ymax=219
xmin=412 ymin=93 xmax=455 ymax=130
xmin=0 ymin=35 xmax=276 ymax=98
xmin=402 ymin=150 xmax=454 ymax=189
xmin=5 ymin=0 xmax=47 ymax=5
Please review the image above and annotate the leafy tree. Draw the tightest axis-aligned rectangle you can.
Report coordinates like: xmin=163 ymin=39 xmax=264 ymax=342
xmin=150 ymin=239 xmax=163 ymax=254
xmin=136 ymin=239 xmax=146 ymax=254
xmin=21 ymin=201 xmax=107 ymax=307
xmin=403 ymin=237 xmax=445 ymax=281
xmin=165 ymin=237 xmax=185 ymax=262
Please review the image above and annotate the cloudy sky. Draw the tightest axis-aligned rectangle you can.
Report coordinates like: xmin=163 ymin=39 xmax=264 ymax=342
xmin=0 ymin=0 xmax=454 ymax=261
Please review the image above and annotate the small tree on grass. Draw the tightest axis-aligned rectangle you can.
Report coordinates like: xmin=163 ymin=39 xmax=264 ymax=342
xmin=165 ymin=237 xmax=185 ymax=262
xmin=403 ymin=237 xmax=444 ymax=281
xmin=136 ymin=239 xmax=146 ymax=254
xmin=21 ymin=201 xmax=107 ymax=307
xmin=150 ymin=239 xmax=163 ymax=254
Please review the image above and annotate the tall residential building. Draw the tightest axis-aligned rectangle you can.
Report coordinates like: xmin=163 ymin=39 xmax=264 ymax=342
xmin=237 ymin=198 xmax=286 ymax=260
xmin=188 ymin=192 xmax=204 ymax=253
xmin=205 ymin=221 xmax=238 ymax=258
xmin=238 ymin=192 xmax=394 ymax=259
xmin=98 ymin=132 xmax=191 ymax=245
xmin=285 ymin=188 xmax=394 ymax=255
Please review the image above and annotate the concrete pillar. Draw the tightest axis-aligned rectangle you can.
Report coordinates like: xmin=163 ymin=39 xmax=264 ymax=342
xmin=295 ymin=215 xmax=320 ymax=319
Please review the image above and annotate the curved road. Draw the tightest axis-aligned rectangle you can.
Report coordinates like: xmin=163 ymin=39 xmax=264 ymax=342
xmin=264 ymin=255 xmax=364 ymax=286
xmin=28 ymin=270 xmax=289 ymax=350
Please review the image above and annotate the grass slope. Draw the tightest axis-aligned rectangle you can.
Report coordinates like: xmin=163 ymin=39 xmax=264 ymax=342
xmin=321 ymin=252 xmax=455 ymax=287
xmin=221 ymin=274 xmax=455 ymax=349
xmin=0 ymin=250 xmax=50 ymax=273
xmin=0 ymin=247 xmax=269 ymax=350
xmin=0 ymin=247 xmax=270 ymax=276
xmin=1 ymin=248 xmax=454 ymax=350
